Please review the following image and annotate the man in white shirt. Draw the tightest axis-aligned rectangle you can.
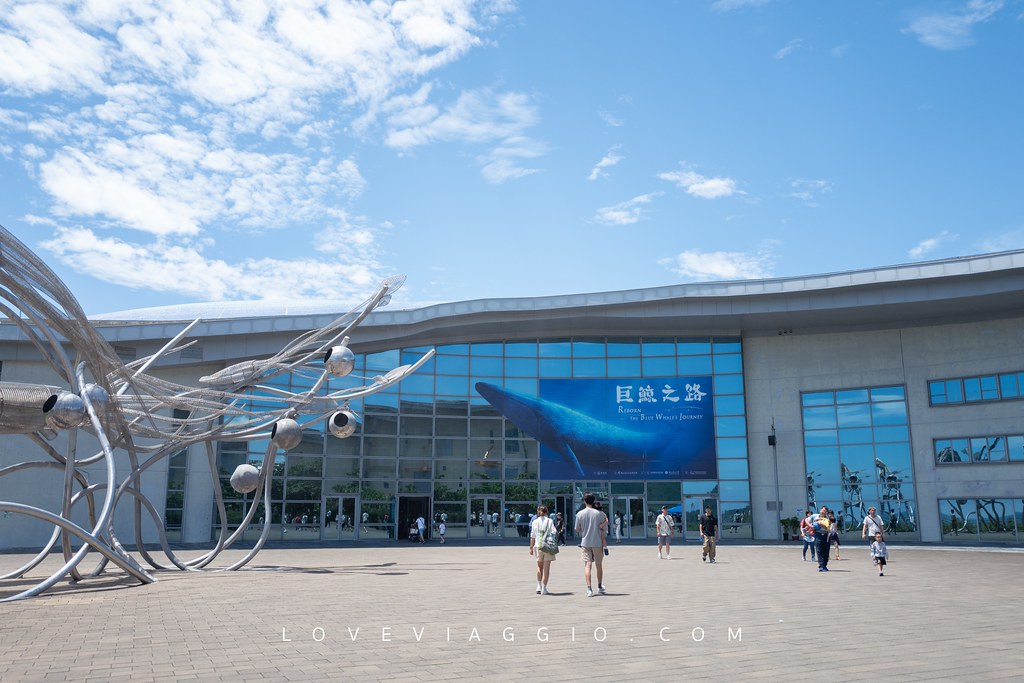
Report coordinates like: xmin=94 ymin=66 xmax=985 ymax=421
xmin=574 ymin=493 xmax=608 ymax=597
xmin=655 ymin=506 xmax=675 ymax=559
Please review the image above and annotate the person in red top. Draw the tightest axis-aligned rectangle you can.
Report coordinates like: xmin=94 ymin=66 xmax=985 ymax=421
xmin=799 ymin=510 xmax=816 ymax=562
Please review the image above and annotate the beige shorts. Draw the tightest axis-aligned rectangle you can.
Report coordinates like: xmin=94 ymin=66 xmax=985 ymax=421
xmin=536 ymin=550 xmax=556 ymax=563
xmin=581 ymin=546 xmax=604 ymax=564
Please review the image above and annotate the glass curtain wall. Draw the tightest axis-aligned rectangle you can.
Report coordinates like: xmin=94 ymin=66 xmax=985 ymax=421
xmin=212 ymin=336 xmax=750 ymax=542
xmin=801 ymin=386 xmax=918 ymax=540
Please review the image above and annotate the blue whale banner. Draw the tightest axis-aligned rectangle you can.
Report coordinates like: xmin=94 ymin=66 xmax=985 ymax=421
xmin=475 ymin=377 xmax=717 ymax=480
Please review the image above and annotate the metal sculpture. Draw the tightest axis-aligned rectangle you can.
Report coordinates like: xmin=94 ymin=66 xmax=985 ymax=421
xmin=0 ymin=224 xmax=433 ymax=601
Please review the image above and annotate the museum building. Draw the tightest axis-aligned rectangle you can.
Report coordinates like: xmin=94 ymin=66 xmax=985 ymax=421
xmin=2 ymin=251 xmax=1023 ymax=549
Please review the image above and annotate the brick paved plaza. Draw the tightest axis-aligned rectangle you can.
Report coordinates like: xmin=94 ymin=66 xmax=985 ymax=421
xmin=2 ymin=541 xmax=1022 ymax=681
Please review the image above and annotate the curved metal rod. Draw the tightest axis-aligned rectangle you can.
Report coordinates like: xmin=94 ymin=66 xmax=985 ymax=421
xmin=0 ymin=502 xmax=153 ymax=602
xmin=223 ymin=444 xmax=278 ymax=571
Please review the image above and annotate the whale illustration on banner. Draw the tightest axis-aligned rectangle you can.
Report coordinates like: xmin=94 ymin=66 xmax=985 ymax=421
xmin=475 ymin=379 xmax=717 ymax=480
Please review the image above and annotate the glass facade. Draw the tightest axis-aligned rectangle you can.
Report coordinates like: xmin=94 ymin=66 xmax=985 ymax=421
xmin=939 ymin=498 xmax=1020 ymax=544
xmin=213 ymin=336 xmax=751 ymax=542
xmin=934 ymin=434 xmax=1024 ymax=464
xmin=929 ymin=369 xmax=1024 ymax=405
xmin=801 ymin=386 xmax=918 ymax=539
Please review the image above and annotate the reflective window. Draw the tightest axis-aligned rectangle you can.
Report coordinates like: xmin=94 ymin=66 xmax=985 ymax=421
xmin=679 ymin=355 xmax=713 ymax=374
xmin=539 ymin=358 xmax=571 ymax=377
xmin=573 ymin=358 xmax=606 ymax=377
xmin=471 ymin=342 xmax=503 ymax=356
xmin=573 ymin=339 xmax=606 ymax=357
xmin=437 ymin=344 xmax=469 ymax=355
xmin=803 ymin=406 xmax=837 ymax=430
xmin=715 ymin=395 xmax=745 ymax=416
xmin=642 ymin=338 xmax=676 ymax=356
xmin=718 ymin=459 xmax=749 ymax=480
xmin=436 ymin=355 xmax=469 ymax=375
xmin=505 ymin=357 xmax=538 ymax=376
xmin=538 ymin=340 xmax=571 ymax=357
xmin=608 ymin=357 xmax=642 ymax=376
xmin=713 ymin=354 xmax=742 ymax=373
xmin=678 ymin=339 xmax=711 ymax=355
xmin=714 ymin=374 xmax=743 ymax=394
xmin=717 ymin=438 xmax=747 ymax=458
xmin=471 ymin=356 xmax=503 ymax=376
xmin=504 ymin=341 xmax=537 ymax=357
xmin=836 ymin=403 xmax=870 ymax=427
xmin=436 ymin=375 xmax=469 ymax=396
xmin=1009 ymin=435 xmax=1024 ymax=461
xmin=607 ymin=339 xmax=639 ymax=357
xmin=971 ymin=437 xmax=1006 ymax=462
xmin=400 ymin=417 xmax=433 ymax=437
xmin=504 ymin=377 xmax=538 ymax=394
xmin=399 ymin=374 xmax=433 ymax=395
xmin=366 ymin=349 xmax=400 ymax=372
xmin=641 ymin=357 xmax=675 ymax=376
xmin=716 ymin=416 xmax=747 ymax=437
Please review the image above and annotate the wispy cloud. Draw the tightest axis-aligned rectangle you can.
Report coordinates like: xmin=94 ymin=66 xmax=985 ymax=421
xmin=979 ymin=228 xmax=1024 ymax=252
xmin=903 ymin=0 xmax=1004 ymax=50
xmin=384 ymin=87 xmax=544 ymax=183
xmin=788 ymin=178 xmax=832 ymax=207
xmin=660 ymin=242 xmax=777 ymax=281
xmin=658 ymin=163 xmax=742 ymax=199
xmin=594 ymin=193 xmax=661 ymax=226
xmin=599 ymin=110 xmax=624 ymax=127
xmin=775 ymin=39 xmax=802 ymax=60
xmin=831 ymin=43 xmax=851 ymax=58
xmin=0 ymin=0 xmax=517 ymax=303
xmin=587 ymin=147 xmax=623 ymax=181
xmin=909 ymin=231 xmax=958 ymax=258
xmin=710 ymin=0 xmax=772 ymax=12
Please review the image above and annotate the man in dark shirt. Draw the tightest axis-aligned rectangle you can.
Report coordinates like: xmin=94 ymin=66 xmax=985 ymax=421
xmin=699 ymin=506 xmax=719 ymax=563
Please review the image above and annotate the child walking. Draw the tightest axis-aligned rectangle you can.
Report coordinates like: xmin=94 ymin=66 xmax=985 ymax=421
xmin=438 ymin=521 xmax=446 ymax=544
xmin=870 ymin=531 xmax=888 ymax=576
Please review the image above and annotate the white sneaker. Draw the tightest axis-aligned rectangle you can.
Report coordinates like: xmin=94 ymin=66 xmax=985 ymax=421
xmin=658 ymin=552 xmax=662 ymax=559
xmin=586 ymin=587 xmax=594 ymax=597
xmin=598 ymin=585 xmax=606 ymax=595
xmin=542 ymin=586 xmax=550 ymax=595
xmin=666 ymin=555 xmax=671 ymax=560
xmin=536 ymin=583 xmax=542 ymax=594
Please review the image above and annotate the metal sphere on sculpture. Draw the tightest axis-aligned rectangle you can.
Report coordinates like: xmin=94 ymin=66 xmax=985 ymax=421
xmin=230 ymin=464 xmax=261 ymax=494
xmin=81 ymin=383 xmax=110 ymax=409
xmin=42 ymin=391 xmax=87 ymax=429
xmin=328 ymin=409 xmax=357 ymax=438
xmin=324 ymin=342 xmax=355 ymax=377
xmin=271 ymin=418 xmax=302 ymax=450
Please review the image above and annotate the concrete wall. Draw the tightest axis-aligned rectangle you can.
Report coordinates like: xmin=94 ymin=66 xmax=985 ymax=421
xmin=744 ymin=316 xmax=1024 ymax=542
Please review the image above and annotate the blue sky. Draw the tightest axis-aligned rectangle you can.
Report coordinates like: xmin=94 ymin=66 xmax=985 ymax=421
xmin=1 ymin=0 xmax=1021 ymax=316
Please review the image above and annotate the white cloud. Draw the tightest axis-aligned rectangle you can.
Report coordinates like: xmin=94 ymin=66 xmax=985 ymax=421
xmin=594 ymin=193 xmax=661 ymax=226
xmin=788 ymin=178 xmax=832 ymax=207
xmin=660 ymin=244 xmax=776 ymax=281
xmin=0 ymin=3 xmax=108 ymax=95
xmin=775 ymin=39 xmax=802 ymax=60
xmin=711 ymin=0 xmax=772 ymax=11
xmin=587 ymin=147 xmax=623 ymax=181
xmin=0 ymin=1 xmax=516 ymax=301
xmin=40 ymin=223 xmax=382 ymax=302
xmin=599 ymin=110 xmax=623 ymax=127
xmin=904 ymin=0 xmax=1004 ymax=50
xmin=385 ymin=88 xmax=544 ymax=182
xmin=658 ymin=164 xmax=742 ymax=199
xmin=909 ymin=231 xmax=958 ymax=258
xmin=979 ymin=228 xmax=1024 ymax=252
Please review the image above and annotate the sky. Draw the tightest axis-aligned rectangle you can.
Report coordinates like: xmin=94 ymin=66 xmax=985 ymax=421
xmin=1 ymin=0 xmax=1022 ymax=316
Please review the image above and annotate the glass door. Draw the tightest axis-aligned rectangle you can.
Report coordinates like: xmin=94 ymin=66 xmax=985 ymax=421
xmin=610 ymin=496 xmax=646 ymax=541
xmin=470 ymin=496 xmax=502 ymax=538
xmin=324 ymin=495 xmax=358 ymax=541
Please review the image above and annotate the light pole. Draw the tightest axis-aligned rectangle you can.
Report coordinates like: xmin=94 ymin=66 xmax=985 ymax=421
xmin=769 ymin=418 xmax=781 ymax=542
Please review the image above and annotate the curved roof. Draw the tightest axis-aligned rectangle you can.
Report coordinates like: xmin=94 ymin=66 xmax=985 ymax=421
xmin=6 ymin=250 xmax=1021 ymax=358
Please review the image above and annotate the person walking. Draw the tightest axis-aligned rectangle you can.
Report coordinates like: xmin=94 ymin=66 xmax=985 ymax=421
xmin=529 ymin=505 xmax=557 ymax=594
xmin=862 ymin=506 xmax=884 ymax=568
xmin=699 ymin=506 xmax=719 ymax=563
xmin=614 ymin=511 xmax=624 ymax=543
xmin=555 ymin=512 xmax=566 ymax=546
xmin=870 ymin=531 xmax=889 ymax=576
xmin=811 ymin=506 xmax=831 ymax=572
xmin=415 ymin=514 xmax=426 ymax=543
xmin=828 ymin=510 xmax=841 ymax=560
xmin=438 ymin=520 xmax=446 ymax=544
xmin=574 ymin=493 xmax=608 ymax=597
xmin=655 ymin=505 xmax=675 ymax=559
xmin=799 ymin=510 xmax=816 ymax=562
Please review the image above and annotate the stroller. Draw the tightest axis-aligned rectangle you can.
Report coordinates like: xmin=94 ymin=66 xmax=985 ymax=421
xmin=408 ymin=526 xmax=422 ymax=543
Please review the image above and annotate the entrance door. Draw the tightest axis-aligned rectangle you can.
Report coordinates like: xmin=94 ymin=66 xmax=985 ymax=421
xmin=610 ymin=496 xmax=646 ymax=541
xmin=324 ymin=495 xmax=358 ymax=541
xmin=470 ymin=496 xmax=502 ymax=538
xmin=398 ymin=495 xmax=431 ymax=542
